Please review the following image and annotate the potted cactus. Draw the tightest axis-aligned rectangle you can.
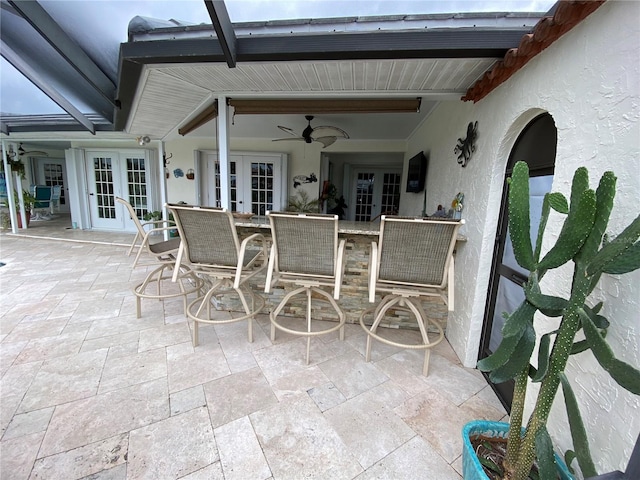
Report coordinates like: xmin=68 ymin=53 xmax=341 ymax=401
xmin=463 ymin=161 xmax=640 ymax=479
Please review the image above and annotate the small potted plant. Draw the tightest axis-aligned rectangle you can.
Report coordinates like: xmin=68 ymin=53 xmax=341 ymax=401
xmin=1 ymin=189 xmax=37 ymax=228
xmin=287 ymin=189 xmax=320 ymax=213
xmin=463 ymin=161 xmax=640 ymax=479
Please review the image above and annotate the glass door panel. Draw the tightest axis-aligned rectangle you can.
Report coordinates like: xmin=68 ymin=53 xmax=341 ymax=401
xmin=36 ymin=159 xmax=69 ymax=213
xmin=354 ymin=172 xmax=375 ymax=221
xmin=87 ymin=153 xmax=122 ymax=229
xmin=351 ymin=169 xmax=401 ymax=221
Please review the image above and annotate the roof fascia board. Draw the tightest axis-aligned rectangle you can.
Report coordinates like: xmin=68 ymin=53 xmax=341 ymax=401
xmin=1 ymin=124 xmax=113 ymax=134
xmin=2 ymin=41 xmax=96 ymax=135
xmin=114 ymin=57 xmax=144 ymax=131
xmin=204 ymin=0 xmax=237 ymax=68
xmin=8 ymin=0 xmax=116 ymax=107
xmin=119 ymin=28 xmax=531 ymax=65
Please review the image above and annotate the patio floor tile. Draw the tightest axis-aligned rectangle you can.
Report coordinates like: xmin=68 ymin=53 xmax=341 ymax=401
xmin=0 ymin=227 xmax=507 ymax=479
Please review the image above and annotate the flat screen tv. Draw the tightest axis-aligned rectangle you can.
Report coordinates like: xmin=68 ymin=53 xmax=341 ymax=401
xmin=406 ymin=151 xmax=428 ymax=193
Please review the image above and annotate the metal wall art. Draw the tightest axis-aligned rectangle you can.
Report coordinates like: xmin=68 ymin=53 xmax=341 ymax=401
xmin=293 ymin=172 xmax=317 ymax=188
xmin=454 ymin=121 xmax=478 ymax=167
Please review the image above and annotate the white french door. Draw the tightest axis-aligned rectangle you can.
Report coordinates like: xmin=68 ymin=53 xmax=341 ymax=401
xmin=350 ymin=168 xmax=402 ymax=221
xmin=199 ymin=151 xmax=286 ymax=214
xmin=35 ymin=158 xmax=69 ymax=213
xmin=86 ymin=150 xmax=151 ymax=231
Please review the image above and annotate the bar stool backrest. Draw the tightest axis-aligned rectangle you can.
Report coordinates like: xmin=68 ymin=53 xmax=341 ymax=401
xmin=169 ymin=205 xmax=240 ymax=267
xmin=268 ymin=212 xmax=338 ymax=277
xmin=377 ymin=216 xmax=464 ymax=288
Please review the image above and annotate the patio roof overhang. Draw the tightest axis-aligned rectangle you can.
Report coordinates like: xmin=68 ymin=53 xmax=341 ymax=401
xmin=115 ymin=25 xmax=535 ymax=140
xmin=1 ymin=0 xmax=552 ymax=142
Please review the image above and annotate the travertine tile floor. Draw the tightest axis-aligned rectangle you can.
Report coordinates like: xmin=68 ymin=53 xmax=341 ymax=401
xmin=0 ymin=218 xmax=507 ymax=479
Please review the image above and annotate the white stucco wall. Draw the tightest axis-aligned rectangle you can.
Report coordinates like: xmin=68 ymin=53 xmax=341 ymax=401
xmin=403 ymin=1 xmax=639 ymax=474
xmin=162 ymin=136 xmax=406 ymax=206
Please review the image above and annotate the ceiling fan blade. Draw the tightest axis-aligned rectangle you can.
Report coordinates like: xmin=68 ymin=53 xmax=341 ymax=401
xmin=21 ymin=151 xmax=49 ymax=156
xmin=312 ymin=125 xmax=349 ymax=139
xmin=314 ymin=136 xmax=337 ymax=148
xmin=272 ymin=137 xmax=305 ymax=143
xmin=277 ymin=125 xmax=299 ymax=137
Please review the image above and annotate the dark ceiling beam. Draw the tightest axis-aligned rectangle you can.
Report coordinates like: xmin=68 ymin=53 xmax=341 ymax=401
xmin=2 ymin=41 xmax=96 ymax=135
xmin=204 ymin=0 xmax=237 ymax=68
xmin=8 ymin=0 xmax=116 ymax=107
xmin=118 ymin=28 xmax=532 ymax=65
xmin=178 ymin=101 xmax=218 ymax=136
xmin=229 ymin=98 xmax=422 ymax=115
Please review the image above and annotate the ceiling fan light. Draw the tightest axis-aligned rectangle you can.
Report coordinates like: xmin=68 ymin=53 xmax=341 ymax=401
xmin=137 ymin=135 xmax=151 ymax=146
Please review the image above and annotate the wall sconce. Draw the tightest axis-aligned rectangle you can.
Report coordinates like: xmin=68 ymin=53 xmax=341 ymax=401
xmin=136 ymin=135 xmax=151 ymax=146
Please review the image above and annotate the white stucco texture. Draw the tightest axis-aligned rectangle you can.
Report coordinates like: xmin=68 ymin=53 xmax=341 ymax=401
xmin=403 ymin=0 xmax=639 ymax=475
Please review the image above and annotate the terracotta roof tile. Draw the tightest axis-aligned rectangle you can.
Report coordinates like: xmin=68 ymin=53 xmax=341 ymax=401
xmin=462 ymin=0 xmax=606 ymax=103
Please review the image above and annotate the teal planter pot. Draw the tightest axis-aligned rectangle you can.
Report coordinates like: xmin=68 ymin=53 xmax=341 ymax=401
xmin=462 ymin=420 xmax=574 ymax=480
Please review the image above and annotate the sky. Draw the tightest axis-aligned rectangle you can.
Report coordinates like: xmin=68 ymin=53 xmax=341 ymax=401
xmin=0 ymin=0 xmax=557 ymax=116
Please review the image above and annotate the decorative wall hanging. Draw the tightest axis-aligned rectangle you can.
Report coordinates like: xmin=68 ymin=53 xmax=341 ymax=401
xmin=293 ymin=172 xmax=317 ymax=188
xmin=163 ymin=152 xmax=172 ymax=179
xmin=454 ymin=121 xmax=478 ymax=167
xmin=186 ymin=169 xmax=195 ymax=180
xmin=173 ymin=168 xmax=184 ymax=178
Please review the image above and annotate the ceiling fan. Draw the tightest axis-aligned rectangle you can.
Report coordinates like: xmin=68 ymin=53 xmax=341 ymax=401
xmin=18 ymin=143 xmax=48 ymax=157
xmin=272 ymin=115 xmax=349 ymax=148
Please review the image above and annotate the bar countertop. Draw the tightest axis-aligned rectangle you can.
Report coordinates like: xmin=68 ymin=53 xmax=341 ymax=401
xmin=234 ymin=216 xmax=381 ymax=235
xmin=235 ymin=216 xmax=466 ymax=239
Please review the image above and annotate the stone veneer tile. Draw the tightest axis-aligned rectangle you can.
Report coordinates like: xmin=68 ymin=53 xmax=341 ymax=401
xmin=355 ymin=436 xmax=461 ymax=480
xmin=137 ymin=322 xmax=191 ymax=352
xmin=224 ymin=351 xmax=259 ymax=374
xmin=79 ymin=331 xmax=139 ymax=353
xmin=252 ymin=336 xmax=343 ymax=384
xmin=416 ymin=353 xmax=488 ymax=406
xmin=127 ymin=407 xmax=217 ymax=479
xmin=98 ymin=348 xmax=167 ymax=394
xmin=38 ymin=378 xmax=169 ymax=457
xmin=318 ymin=350 xmax=389 ymax=399
xmin=0 ymin=362 xmax=41 ymax=436
xmin=324 ymin=382 xmax=413 ymax=469
xmin=0 ymin=431 xmax=45 ymax=480
xmin=251 ymin=393 xmax=363 ymax=479
xmin=270 ymin=365 xmax=331 ymax=402
xmin=79 ymin=463 xmax=127 ymax=479
xmin=19 ymin=349 xmax=107 ymax=413
xmin=68 ymin=298 xmax=124 ymax=324
xmin=3 ymin=406 xmax=54 ymax=441
xmin=180 ymin=462 xmax=225 ymax=480
xmin=0 ymin=340 xmax=28 ymax=376
xmin=373 ymin=353 xmax=432 ymax=397
xmin=13 ymin=331 xmax=87 ymax=365
xmin=214 ymin=317 xmax=272 ymax=357
xmin=85 ymin=315 xmax=164 ymax=340
xmin=215 ymin=416 xmax=272 ymax=480
xmin=170 ymin=385 xmax=207 ymax=416
xmin=203 ymin=367 xmax=278 ymax=429
xmin=29 ymin=433 xmax=128 ymax=479
xmin=2 ymin=317 xmax=68 ymax=344
xmin=307 ymin=382 xmax=347 ymax=412
xmin=394 ymin=387 xmax=504 ymax=464
xmin=167 ymin=345 xmax=230 ymax=393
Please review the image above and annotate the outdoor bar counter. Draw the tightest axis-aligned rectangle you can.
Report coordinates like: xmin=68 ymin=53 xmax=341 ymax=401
xmin=234 ymin=216 xmax=462 ymax=329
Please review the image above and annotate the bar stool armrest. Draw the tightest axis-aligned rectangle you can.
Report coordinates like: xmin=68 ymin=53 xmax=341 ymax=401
xmin=334 ymin=238 xmax=346 ymax=299
xmin=368 ymin=241 xmax=378 ymax=303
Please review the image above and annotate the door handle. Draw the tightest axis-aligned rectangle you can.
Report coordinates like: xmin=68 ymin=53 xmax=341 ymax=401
xmin=89 ymin=193 xmax=94 ymax=196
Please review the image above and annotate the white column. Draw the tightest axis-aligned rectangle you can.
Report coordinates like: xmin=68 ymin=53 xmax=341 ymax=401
xmin=217 ymin=95 xmax=231 ymax=210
